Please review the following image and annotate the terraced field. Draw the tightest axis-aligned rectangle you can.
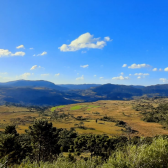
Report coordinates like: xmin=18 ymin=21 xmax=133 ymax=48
xmin=1 ymin=99 xmax=168 ymax=137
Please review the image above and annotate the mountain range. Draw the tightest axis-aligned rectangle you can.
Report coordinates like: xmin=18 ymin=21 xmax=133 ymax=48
xmin=0 ymin=80 xmax=168 ymax=106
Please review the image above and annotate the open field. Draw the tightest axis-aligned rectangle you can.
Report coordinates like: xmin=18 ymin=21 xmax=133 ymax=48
xmin=1 ymin=99 xmax=168 ymax=137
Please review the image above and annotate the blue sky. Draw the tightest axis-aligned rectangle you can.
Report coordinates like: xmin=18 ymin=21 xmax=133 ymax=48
xmin=0 ymin=0 xmax=168 ymax=85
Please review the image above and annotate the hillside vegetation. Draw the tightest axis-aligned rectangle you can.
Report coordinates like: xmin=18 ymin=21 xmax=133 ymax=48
xmin=1 ymin=121 xmax=168 ymax=168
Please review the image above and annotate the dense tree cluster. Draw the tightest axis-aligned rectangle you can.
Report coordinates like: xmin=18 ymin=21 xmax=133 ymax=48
xmin=135 ymin=103 xmax=168 ymax=129
xmin=0 ymin=120 xmax=77 ymax=166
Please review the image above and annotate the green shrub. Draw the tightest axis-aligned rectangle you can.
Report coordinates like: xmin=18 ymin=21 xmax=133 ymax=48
xmin=102 ymin=136 xmax=168 ymax=168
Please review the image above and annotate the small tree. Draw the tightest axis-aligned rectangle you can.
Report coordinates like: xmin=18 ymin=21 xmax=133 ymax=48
xmin=79 ymin=121 xmax=84 ymax=128
xmin=4 ymin=125 xmax=18 ymax=136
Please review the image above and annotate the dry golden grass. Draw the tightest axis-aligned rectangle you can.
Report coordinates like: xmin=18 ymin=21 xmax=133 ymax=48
xmin=1 ymin=99 xmax=168 ymax=137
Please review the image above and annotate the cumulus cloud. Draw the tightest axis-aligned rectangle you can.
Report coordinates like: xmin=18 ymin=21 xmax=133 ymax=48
xmin=41 ymin=74 xmax=50 ymax=77
xmin=94 ymin=75 xmax=97 ymax=77
xmin=20 ymin=73 xmax=31 ymax=79
xmin=153 ymin=68 xmax=157 ymax=71
xmin=121 ymin=72 xmax=124 ymax=75
xmin=122 ymin=64 xmax=127 ymax=67
xmin=59 ymin=32 xmax=112 ymax=52
xmin=76 ymin=75 xmax=84 ymax=80
xmin=55 ymin=73 xmax=60 ymax=76
xmin=100 ymin=77 xmax=104 ymax=79
xmin=129 ymin=74 xmax=132 ymax=76
xmin=29 ymin=48 xmax=33 ymax=50
xmin=12 ymin=52 xmax=25 ymax=56
xmin=112 ymin=76 xmax=129 ymax=80
xmin=80 ymin=64 xmax=89 ymax=68
xmin=160 ymin=78 xmax=167 ymax=83
xmin=35 ymin=51 xmax=47 ymax=56
xmin=16 ymin=45 xmax=25 ymax=49
xmin=159 ymin=68 xmax=162 ymax=71
xmin=30 ymin=65 xmax=38 ymax=70
xmin=164 ymin=67 xmax=168 ymax=71
xmin=128 ymin=63 xmax=150 ymax=69
xmin=0 ymin=49 xmax=25 ymax=57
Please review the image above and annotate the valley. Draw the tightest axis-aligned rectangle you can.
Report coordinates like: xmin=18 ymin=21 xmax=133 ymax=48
xmin=1 ymin=98 xmax=168 ymax=137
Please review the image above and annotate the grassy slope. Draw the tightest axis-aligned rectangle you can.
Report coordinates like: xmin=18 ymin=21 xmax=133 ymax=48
xmin=1 ymin=99 xmax=168 ymax=136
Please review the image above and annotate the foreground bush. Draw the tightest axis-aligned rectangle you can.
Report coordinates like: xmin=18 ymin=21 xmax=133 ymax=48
xmin=18 ymin=157 xmax=98 ymax=168
xmin=17 ymin=136 xmax=168 ymax=168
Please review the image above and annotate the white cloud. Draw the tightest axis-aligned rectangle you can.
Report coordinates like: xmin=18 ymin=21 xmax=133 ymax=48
xmin=160 ymin=78 xmax=167 ymax=83
xmin=33 ymin=54 xmax=36 ymax=56
xmin=30 ymin=65 xmax=42 ymax=70
xmin=152 ymin=68 xmax=157 ymax=71
xmin=112 ymin=76 xmax=129 ymax=80
xmin=29 ymin=48 xmax=33 ymax=50
xmin=94 ymin=75 xmax=96 ymax=77
xmin=164 ymin=67 xmax=168 ymax=71
xmin=122 ymin=64 xmax=127 ymax=67
xmin=30 ymin=65 xmax=38 ymax=70
xmin=0 ymin=49 xmax=12 ymax=57
xmin=59 ymin=32 xmax=112 ymax=52
xmin=20 ymin=73 xmax=31 ymax=79
xmin=55 ymin=73 xmax=60 ymax=76
xmin=104 ymin=36 xmax=111 ymax=41
xmin=137 ymin=76 xmax=141 ymax=79
xmin=41 ymin=74 xmax=50 ymax=77
xmin=129 ymin=74 xmax=132 ymax=76
xmin=100 ymin=77 xmax=104 ymax=79
xmin=76 ymin=75 xmax=84 ymax=80
xmin=11 ymin=52 xmax=25 ymax=56
xmin=121 ymin=72 xmax=124 ymax=75
xmin=128 ymin=63 xmax=150 ymax=69
xmin=80 ymin=64 xmax=89 ymax=68
xmin=159 ymin=68 xmax=162 ymax=71
xmin=16 ymin=45 xmax=25 ymax=49
xmin=0 ymin=49 xmax=25 ymax=57
xmin=37 ymin=51 xmax=47 ymax=56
